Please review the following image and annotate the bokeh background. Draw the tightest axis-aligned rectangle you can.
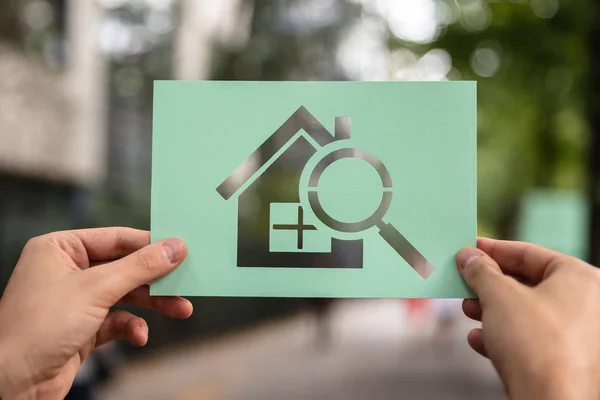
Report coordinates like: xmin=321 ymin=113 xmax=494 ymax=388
xmin=0 ymin=0 xmax=597 ymax=398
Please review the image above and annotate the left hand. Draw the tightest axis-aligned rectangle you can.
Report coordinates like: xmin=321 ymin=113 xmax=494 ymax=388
xmin=0 ymin=228 xmax=192 ymax=400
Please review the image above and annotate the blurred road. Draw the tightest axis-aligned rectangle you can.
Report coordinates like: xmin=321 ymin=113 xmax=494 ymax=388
xmin=100 ymin=300 xmax=505 ymax=400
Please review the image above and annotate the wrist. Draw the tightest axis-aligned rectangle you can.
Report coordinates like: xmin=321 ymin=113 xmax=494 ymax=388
xmin=509 ymin=379 xmax=593 ymax=400
xmin=0 ymin=347 xmax=11 ymax=399
xmin=0 ymin=341 xmax=35 ymax=400
xmin=508 ymin=357 xmax=598 ymax=400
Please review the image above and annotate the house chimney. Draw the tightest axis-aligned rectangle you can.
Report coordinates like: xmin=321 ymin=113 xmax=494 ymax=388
xmin=335 ymin=117 xmax=351 ymax=140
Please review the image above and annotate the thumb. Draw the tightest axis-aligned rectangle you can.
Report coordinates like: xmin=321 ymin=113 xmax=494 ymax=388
xmin=87 ymin=239 xmax=187 ymax=302
xmin=457 ymin=247 xmax=508 ymax=301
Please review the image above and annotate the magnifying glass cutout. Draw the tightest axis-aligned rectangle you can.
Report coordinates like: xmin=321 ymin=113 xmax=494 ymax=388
xmin=305 ymin=147 xmax=435 ymax=279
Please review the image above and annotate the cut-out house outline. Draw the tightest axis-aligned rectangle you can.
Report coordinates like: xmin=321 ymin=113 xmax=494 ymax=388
xmin=216 ymin=106 xmax=363 ymax=268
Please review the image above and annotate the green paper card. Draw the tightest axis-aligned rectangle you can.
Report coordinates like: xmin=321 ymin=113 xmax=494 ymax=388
xmin=151 ymin=81 xmax=476 ymax=298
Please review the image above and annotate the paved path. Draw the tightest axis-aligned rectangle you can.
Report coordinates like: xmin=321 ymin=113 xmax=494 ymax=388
xmin=100 ymin=300 xmax=505 ymax=400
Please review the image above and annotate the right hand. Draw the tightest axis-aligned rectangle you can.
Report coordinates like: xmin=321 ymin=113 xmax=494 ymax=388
xmin=457 ymin=238 xmax=600 ymax=400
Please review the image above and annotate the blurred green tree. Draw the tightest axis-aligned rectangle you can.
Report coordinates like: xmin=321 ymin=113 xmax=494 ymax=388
xmin=586 ymin=0 xmax=600 ymax=265
xmin=212 ymin=0 xmax=361 ymax=80
xmin=382 ymin=0 xmax=592 ymax=239
xmin=1 ymin=0 xmax=596 ymax=243
xmin=0 ymin=0 xmax=24 ymax=45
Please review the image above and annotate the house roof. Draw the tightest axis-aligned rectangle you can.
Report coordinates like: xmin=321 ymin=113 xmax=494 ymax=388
xmin=217 ymin=106 xmax=349 ymax=200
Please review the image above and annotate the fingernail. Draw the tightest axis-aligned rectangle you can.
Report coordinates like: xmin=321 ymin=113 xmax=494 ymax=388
xmin=457 ymin=249 xmax=481 ymax=270
xmin=163 ymin=239 xmax=185 ymax=263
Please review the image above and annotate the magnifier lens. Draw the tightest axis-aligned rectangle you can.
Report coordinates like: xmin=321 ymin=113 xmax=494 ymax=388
xmin=305 ymin=147 xmax=435 ymax=279
xmin=315 ymin=157 xmax=385 ymax=227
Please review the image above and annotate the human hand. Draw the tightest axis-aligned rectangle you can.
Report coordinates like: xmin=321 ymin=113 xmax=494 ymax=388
xmin=0 ymin=228 xmax=192 ymax=400
xmin=457 ymin=238 xmax=600 ymax=400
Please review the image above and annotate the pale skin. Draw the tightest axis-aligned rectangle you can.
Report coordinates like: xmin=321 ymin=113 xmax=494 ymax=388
xmin=0 ymin=229 xmax=599 ymax=399
xmin=0 ymin=228 xmax=192 ymax=400
xmin=457 ymin=238 xmax=600 ymax=400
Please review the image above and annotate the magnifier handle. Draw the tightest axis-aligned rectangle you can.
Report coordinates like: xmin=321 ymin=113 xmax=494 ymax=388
xmin=377 ymin=222 xmax=436 ymax=279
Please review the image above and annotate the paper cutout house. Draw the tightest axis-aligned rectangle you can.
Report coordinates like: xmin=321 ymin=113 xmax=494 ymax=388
xmin=217 ymin=106 xmax=363 ymax=268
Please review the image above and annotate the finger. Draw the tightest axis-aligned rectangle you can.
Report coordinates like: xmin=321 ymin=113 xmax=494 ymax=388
xmin=46 ymin=228 xmax=150 ymax=269
xmin=477 ymin=237 xmax=567 ymax=283
xmin=96 ymin=310 xmax=148 ymax=347
xmin=86 ymin=239 xmax=187 ymax=303
xmin=456 ymin=248 xmax=509 ymax=305
xmin=462 ymin=299 xmax=482 ymax=321
xmin=119 ymin=285 xmax=193 ymax=319
xmin=467 ymin=328 xmax=488 ymax=358
xmin=70 ymin=228 xmax=150 ymax=261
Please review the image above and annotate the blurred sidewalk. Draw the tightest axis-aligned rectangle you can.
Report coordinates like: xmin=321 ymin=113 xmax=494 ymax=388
xmin=99 ymin=300 xmax=504 ymax=400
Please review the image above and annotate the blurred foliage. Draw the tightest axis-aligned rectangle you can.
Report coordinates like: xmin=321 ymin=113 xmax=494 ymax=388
xmin=387 ymin=0 xmax=592 ymax=236
xmin=2 ymin=0 xmax=592 ymax=241
xmin=0 ymin=0 xmax=24 ymax=45
xmin=213 ymin=0 xmax=361 ymax=80
xmin=212 ymin=0 xmax=594 ymax=239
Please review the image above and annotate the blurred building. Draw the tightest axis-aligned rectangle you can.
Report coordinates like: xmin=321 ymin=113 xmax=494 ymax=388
xmin=0 ymin=43 xmax=71 ymax=281
xmin=0 ymin=0 xmax=106 ymax=285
